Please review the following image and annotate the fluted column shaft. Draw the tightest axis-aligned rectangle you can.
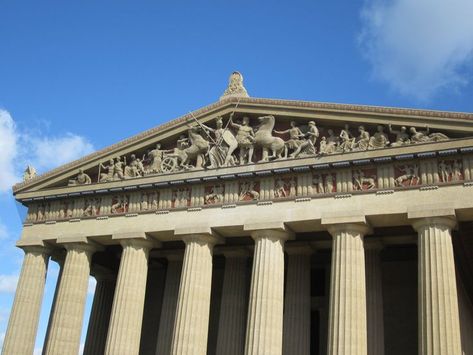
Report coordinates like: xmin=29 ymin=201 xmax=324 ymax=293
xmin=155 ymin=255 xmax=183 ymax=355
xmin=2 ymin=246 xmax=50 ymax=355
xmin=83 ymin=271 xmax=116 ymax=355
xmin=104 ymin=239 xmax=153 ymax=355
xmin=282 ymin=247 xmax=312 ymax=355
xmin=216 ymin=251 xmax=249 ymax=355
xmin=327 ymin=224 xmax=369 ymax=355
xmin=365 ymin=244 xmax=385 ymax=355
xmin=245 ymin=230 xmax=289 ymax=355
xmin=414 ymin=217 xmax=462 ymax=355
xmin=44 ymin=243 xmax=96 ymax=355
xmin=170 ymin=234 xmax=218 ymax=355
xmin=42 ymin=252 xmax=65 ymax=355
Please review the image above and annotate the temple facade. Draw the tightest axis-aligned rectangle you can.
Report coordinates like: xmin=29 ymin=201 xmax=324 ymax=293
xmin=3 ymin=73 xmax=473 ymax=355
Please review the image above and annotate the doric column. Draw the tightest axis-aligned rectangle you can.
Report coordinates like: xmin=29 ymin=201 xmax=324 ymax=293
xmin=215 ymin=249 xmax=249 ymax=355
xmin=44 ymin=242 xmax=97 ymax=355
xmin=42 ymin=251 xmax=65 ymax=355
xmin=413 ymin=217 xmax=462 ymax=355
xmin=83 ymin=268 xmax=117 ymax=355
xmin=104 ymin=238 xmax=154 ymax=355
xmin=155 ymin=254 xmax=183 ymax=355
xmin=245 ymin=229 xmax=291 ymax=355
xmin=326 ymin=223 xmax=370 ymax=355
xmin=282 ymin=245 xmax=312 ymax=355
xmin=365 ymin=242 xmax=385 ymax=355
xmin=2 ymin=245 xmax=50 ymax=355
xmin=170 ymin=234 xmax=219 ymax=355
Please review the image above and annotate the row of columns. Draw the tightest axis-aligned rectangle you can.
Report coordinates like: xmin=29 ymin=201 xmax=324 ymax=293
xmin=2 ymin=216 xmax=464 ymax=355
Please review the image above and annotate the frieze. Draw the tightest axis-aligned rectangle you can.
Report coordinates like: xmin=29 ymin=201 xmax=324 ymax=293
xmin=274 ymin=177 xmax=297 ymax=198
xmin=313 ymin=173 xmax=337 ymax=194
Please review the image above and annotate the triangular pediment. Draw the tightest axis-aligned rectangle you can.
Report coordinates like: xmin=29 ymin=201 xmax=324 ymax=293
xmin=13 ymin=97 xmax=473 ymax=199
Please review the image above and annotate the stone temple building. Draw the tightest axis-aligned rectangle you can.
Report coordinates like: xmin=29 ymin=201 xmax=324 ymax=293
xmin=3 ymin=72 xmax=473 ymax=355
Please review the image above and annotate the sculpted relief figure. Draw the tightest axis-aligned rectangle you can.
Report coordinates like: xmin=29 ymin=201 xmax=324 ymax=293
xmin=274 ymin=121 xmax=305 ymax=158
xmin=410 ymin=126 xmax=449 ymax=144
xmin=124 ymin=154 xmax=145 ymax=178
xmin=23 ymin=165 xmax=37 ymax=181
xmin=395 ymin=165 xmax=419 ymax=186
xmin=113 ymin=157 xmax=126 ymax=180
xmin=439 ymin=160 xmax=462 ymax=182
xmin=80 ymin=114 xmax=455 ymax=187
xmin=254 ymin=115 xmax=285 ymax=162
xmin=339 ymin=124 xmax=355 ymax=152
xmin=146 ymin=143 xmax=173 ymax=174
xmin=220 ymin=71 xmax=249 ymax=100
xmin=389 ymin=125 xmax=411 ymax=147
xmin=205 ymin=185 xmax=224 ymax=204
xmin=68 ymin=168 xmax=92 ymax=186
xmin=230 ymin=116 xmax=255 ymax=164
xmin=99 ymin=159 xmax=115 ymax=182
xmin=202 ymin=117 xmax=238 ymax=168
xmin=239 ymin=181 xmax=260 ymax=201
xmin=369 ymin=125 xmax=390 ymax=149
xmin=83 ymin=198 xmax=100 ymax=216
xmin=353 ymin=169 xmax=376 ymax=190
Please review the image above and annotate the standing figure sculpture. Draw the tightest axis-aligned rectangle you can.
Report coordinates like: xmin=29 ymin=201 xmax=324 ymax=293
xmin=274 ymin=121 xmax=305 ymax=158
xmin=339 ymin=124 xmax=355 ymax=152
xmin=202 ymin=117 xmax=238 ymax=168
xmin=147 ymin=143 xmax=172 ymax=173
xmin=113 ymin=157 xmax=125 ymax=180
xmin=230 ymin=116 xmax=255 ymax=164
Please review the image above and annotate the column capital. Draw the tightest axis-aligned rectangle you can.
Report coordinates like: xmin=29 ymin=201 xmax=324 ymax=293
xmin=119 ymin=238 xmax=155 ymax=249
xmin=20 ymin=244 xmax=52 ymax=255
xmin=412 ymin=216 xmax=457 ymax=231
xmin=250 ymin=229 xmax=294 ymax=242
xmin=181 ymin=233 xmax=223 ymax=246
xmin=285 ymin=242 xmax=313 ymax=256
xmin=326 ymin=223 xmax=372 ymax=237
xmin=61 ymin=241 xmax=103 ymax=254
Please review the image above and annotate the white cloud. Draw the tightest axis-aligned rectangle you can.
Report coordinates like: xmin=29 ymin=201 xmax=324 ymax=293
xmin=0 ymin=110 xmax=19 ymax=192
xmin=359 ymin=0 xmax=473 ymax=100
xmin=29 ymin=134 xmax=94 ymax=171
xmin=0 ymin=221 xmax=8 ymax=241
xmin=0 ymin=274 xmax=19 ymax=293
xmin=0 ymin=108 xmax=94 ymax=193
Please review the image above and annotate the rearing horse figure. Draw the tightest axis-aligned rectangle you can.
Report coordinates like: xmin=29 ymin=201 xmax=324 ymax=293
xmin=254 ymin=115 xmax=285 ymax=162
xmin=181 ymin=127 xmax=209 ymax=168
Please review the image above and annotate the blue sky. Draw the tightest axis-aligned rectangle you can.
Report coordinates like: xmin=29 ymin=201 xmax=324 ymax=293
xmin=1 ymin=0 xmax=472 ymax=352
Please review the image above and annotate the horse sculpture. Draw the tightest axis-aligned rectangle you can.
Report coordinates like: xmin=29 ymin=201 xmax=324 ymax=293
xmin=181 ymin=127 xmax=209 ymax=168
xmin=254 ymin=115 xmax=285 ymax=162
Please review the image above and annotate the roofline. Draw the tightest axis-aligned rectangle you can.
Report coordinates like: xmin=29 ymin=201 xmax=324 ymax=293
xmin=12 ymin=96 xmax=473 ymax=193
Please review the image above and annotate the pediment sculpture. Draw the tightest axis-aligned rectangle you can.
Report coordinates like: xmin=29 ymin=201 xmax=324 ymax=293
xmin=65 ymin=113 xmax=453 ymax=187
